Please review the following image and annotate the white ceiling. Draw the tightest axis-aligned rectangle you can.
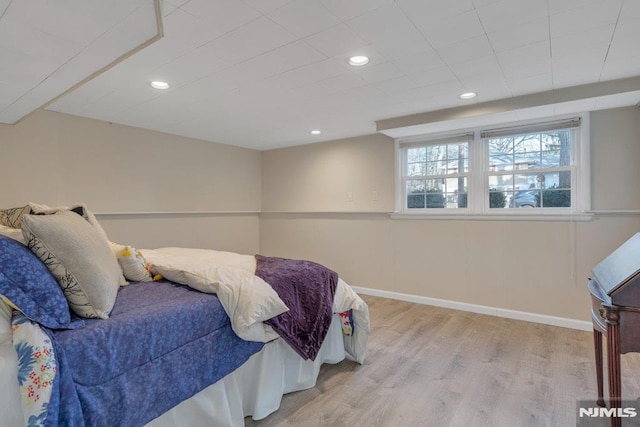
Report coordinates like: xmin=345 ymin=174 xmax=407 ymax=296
xmin=0 ymin=0 xmax=161 ymax=124
xmin=6 ymin=0 xmax=640 ymax=150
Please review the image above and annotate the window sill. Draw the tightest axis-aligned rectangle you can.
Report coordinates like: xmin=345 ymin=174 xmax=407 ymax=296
xmin=389 ymin=211 xmax=594 ymax=221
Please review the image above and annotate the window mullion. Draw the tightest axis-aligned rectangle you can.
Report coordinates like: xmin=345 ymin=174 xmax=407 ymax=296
xmin=470 ymin=132 xmax=486 ymax=213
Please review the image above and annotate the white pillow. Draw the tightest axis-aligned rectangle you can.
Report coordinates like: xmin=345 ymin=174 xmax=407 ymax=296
xmin=0 ymin=224 xmax=26 ymax=244
xmin=110 ymin=242 xmax=154 ymax=283
xmin=21 ymin=211 xmax=121 ymax=319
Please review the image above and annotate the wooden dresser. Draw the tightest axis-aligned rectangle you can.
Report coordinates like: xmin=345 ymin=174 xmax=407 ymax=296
xmin=589 ymin=232 xmax=640 ymax=427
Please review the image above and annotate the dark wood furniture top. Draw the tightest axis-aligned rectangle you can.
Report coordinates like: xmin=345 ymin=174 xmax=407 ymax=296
xmin=589 ymin=232 xmax=640 ymax=427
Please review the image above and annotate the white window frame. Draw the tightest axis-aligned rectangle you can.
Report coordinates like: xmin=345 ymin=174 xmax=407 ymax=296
xmin=393 ymin=113 xmax=591 ymax=221
xmin=401 ymin=133 xmax=473 ymax=210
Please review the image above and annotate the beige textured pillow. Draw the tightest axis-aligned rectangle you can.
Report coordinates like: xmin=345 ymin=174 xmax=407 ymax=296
xmin=21 ymin=211 xmax=121 ymax=319
xmin=29 ymin=203 xmax=127 ymax=286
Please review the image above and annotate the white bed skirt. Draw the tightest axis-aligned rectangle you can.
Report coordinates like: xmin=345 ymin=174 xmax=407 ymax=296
xmin=147 ymin=313 xmax=346 ymax=426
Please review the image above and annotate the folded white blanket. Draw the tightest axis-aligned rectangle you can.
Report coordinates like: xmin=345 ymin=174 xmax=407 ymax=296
xmin=142 ymin=248 xmax=285 ymax=343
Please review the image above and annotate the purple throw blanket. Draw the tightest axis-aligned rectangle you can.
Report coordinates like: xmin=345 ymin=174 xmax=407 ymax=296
xmin=254 ymin=255 xmax=338 ymax=361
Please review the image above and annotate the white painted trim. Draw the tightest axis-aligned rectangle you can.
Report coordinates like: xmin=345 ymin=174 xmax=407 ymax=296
xmin=578 ymin=112 xmax=591 ymax=213
xmin=95 ymin=211 xmax=260 ymax=217
xmin=587 ymin=210 xmax=640 ymax=215
xmin=389 ymin=212 xmax=593 ymax=221
xmin=351 ymin=286 xmax=592 ymax=332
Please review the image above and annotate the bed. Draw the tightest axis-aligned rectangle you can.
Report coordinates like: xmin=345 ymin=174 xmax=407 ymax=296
xmin=0 ymin=204 xmax=369 ymax=426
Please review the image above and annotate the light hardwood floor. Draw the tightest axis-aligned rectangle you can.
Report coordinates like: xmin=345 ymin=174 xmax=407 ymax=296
xmin=245 ymin=295 xmax=640 ymax=427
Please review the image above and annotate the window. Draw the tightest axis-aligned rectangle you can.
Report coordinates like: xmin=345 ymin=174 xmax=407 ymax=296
xmin=396 ymin=115 xmax=590 ymax=218
xmin=402 ymin=133 xmax=472 ymax=209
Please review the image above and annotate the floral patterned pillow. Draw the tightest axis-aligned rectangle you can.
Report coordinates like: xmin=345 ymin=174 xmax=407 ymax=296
xmin=12 ymin=311 xmax=57 ymax=426
xmin=0 ymin=236 xmax=81 ymax=329
xmin=110 ymin=242 xmax=154 ymax=283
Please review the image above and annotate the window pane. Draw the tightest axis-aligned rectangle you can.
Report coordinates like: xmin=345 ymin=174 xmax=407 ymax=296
xmin=541 ymin=189 xmax=571 ymax=207
xmin=536 ymin=172 xmax=571 ymax=190
xmin=517 ymin=152 xmax=540 ymax=169
xmin=407 ymin=194 xmax=425 ymax=208
xmin=541 ymin=150 xmax=560 ymax=168
xmin=458 ymin=143 xmax=469 ymax=159
xmin=408 ymin=162 xmax=426 ymax=176
xmin=513 ymin=134 xmax=541 ymax=153
xmin=426 ymin=193 xmax=445 ymax=208
xmin=489 ymin=138 xmax=513 ymax=155
xmin=557 ymin=171 xmax=571 ymax=189
xmin=426 ymin=145 xmax=444 ymax=161
xmin=425 ymin=178 xmax=444 ymax=191
xmin=447 ymin=144 xmax=459 ymax=159
xmin=406 ymin=180 xmax=425 ymax=209
xmin=489 ymin=154 xmax=513 ymax=171
xmin=514 ymin=174 xmax=541 ymax=190
xmin=446 ymin=142 xmax=468 ymax=159
xmin=489 ymin=174 xmax=513 ymax=190
xmin=406 ymin=176 xmax=469 ymax=209
xmin=446 ymin=177 xmax=467 ymax=208
xmin=508 ymin=190 xmax=539 ymax=208
xmin=504 ymin=172 xmax=572 ymax=208
xmin=487 ymin=131 xmax=571 ymax=172
xmin=488 ymin=189 xmax=508 ymax=209
xmin=541 ymin=131 xmax=571 ymax=164
xmin=448 ymin=158 xmax=468 ymax=174
xmin=445 ymin=177 xmax=465 ymax=193
xmin=407 ymin=180 xmax=425 ymax=193
xmin=404 ymin=140 xmax=470 ymax=210
xmin=408 ymin=147 xmax=426 ymax=163
xmin=425 ymin=179 xmax=445 ymax=208
xmin=426 ymin=161 xmax=447 ymax=176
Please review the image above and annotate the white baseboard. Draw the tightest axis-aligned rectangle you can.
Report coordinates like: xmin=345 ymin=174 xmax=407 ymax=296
xmin=351 ymin=286 xmax=592 ymax=332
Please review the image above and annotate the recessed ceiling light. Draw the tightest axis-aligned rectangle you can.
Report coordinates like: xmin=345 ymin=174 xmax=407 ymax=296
xmin=348 ymin=56 xmax=369 ymax=66
xmin=310 ymin=130 xmax=321 ymax=135
xmin=150 ymin=81 xmax=170 ymax=90
xmin=459 ymin=92 xmax=477 ymax=100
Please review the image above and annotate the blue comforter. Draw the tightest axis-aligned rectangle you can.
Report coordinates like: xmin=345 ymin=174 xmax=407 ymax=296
xmin=45 ymin=280 xmax=264 ymax=427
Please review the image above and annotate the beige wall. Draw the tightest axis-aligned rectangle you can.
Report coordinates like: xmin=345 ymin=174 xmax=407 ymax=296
xmin=0 ymin=110 xmax=261 ymax=254
xmin=591 ymin=107 xmax=640 ymax=210
xmin=262 ymin=133 xmax=395 ymax=212
xmin=260 ymin=107 xmax=640 ymax=321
